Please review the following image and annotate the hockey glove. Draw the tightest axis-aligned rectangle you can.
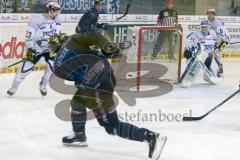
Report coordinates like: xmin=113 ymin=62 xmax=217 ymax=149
xmin=214 ymin=40 xmax=228 ymax=52
xmin=101 ymin=41 xmax=120 ymax=58
xmin=190 ymin=43 xmax=201 ymax=58
xmin=101 ymin=23 xmax=110 ymax=31
xmin=22 ymin=48 xmax=37 ymax=62
xmin=184 ymin=49 xmax=193 ymax=60
xmin=48 ymin=33 xmax=69 ymax=53
xmin=102 ymin=48 xmax=121 ymax=59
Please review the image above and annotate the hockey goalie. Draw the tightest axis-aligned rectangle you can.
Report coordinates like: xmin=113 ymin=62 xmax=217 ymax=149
xmin=180 ymin=20 xmax=229 ymax=88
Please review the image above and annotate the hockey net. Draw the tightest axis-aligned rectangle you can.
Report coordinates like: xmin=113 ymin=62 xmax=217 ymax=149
xmin=112 ymin=25 xmax=183 ymax=91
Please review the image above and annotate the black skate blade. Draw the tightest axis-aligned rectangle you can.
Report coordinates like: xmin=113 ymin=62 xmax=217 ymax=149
xmin=151 ymin=136 xmax=167 ymax=160
xmin=7 ymin=91 xmax=14 ymax=96
xmin=63 ymin=142 xmax=88 ymax=147
xmin=40 ymin=91 xmax=47 ymax=96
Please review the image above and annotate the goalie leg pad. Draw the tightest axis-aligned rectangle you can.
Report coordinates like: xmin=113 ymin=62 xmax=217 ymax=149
xmin=180 ymin=58 xmax=201 ymax=88
xmin=203 ymin=72 xmax=219 ymax=85
xmin=199 ymin=61 xmax=219 ymax=85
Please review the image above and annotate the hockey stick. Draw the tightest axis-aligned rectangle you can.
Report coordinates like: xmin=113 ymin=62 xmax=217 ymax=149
xmin=183 ymin=84 xmax=240 ymax=121
xmin=2 ymin=60 xmax=23 ymax=70
xmin=179 ymin=58 xmax=196 ymax=84
xmin=229 ymin=41 xmax=240 ymax=45
xmin=111 ymin=4 xmax=130 ymax=23
xmin=1 ymin=50 xmax=49 ymax=70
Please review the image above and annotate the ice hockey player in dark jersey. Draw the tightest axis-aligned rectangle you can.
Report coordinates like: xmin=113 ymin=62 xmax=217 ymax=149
xmin=48 ymin=30 xmax=167 ymax=160
xmin=75 ymin=0 xmax=109 ymax=34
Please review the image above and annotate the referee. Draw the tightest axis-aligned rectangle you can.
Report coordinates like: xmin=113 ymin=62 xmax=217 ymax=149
xmin=152 ymin=0 xmax=178 ymax=60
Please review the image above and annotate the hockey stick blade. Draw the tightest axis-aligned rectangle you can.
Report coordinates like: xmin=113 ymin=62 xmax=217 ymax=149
xmin=183 ymin=87 xmax=240 ymax=121
xmin=183 ymin=116 xmax=205 ymax=121
xmin=115 ymin=4 xmax=130 ymax=21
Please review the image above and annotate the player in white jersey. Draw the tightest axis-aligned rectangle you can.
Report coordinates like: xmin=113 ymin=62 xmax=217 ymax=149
xmin=180 ymin=21 xmax=222 ymax=87
xmin=201 ymin=9 xmax=230 ymax=77
xmin=7 ymin=1 xmax=62 ymax=96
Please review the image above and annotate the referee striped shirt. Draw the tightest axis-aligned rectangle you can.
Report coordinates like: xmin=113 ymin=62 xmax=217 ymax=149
xmin=158 ymin=8 xmax=178 ymax=26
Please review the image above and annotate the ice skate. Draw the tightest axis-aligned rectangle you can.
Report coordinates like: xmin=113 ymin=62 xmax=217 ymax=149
xmin=145 ymin=132 xmax=167 ymax=160
xmin=217 ymin=64 xmax=223 ymax=78
xmin=39 ymin=82 xmax=47 ymax=96
xmin=7 ymin=88 xmax=17 ymax=96
xmin=62 ymin=132 xmax=88 ymax=147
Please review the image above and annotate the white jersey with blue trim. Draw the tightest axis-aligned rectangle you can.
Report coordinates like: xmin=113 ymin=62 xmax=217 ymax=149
xmin=201 ymin=19 xmax=230 ymax=43
xmin=25 ymin=15 xmax=62 ymax=53
xmin=186 ymin=29 xmax=217 ymax=53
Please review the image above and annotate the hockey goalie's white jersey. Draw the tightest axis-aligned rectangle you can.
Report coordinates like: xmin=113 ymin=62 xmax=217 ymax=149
xmin=186 ymin=29 xmax=217 ymax=54
xmin=25 ymin=15 xmax=62 ymax=53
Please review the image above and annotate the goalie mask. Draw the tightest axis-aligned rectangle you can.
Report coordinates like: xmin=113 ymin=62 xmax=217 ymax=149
xmin=45 ymin=1 xmax=61 ymax=19
xmin=200 ymin=21 xmax=211 ymax=36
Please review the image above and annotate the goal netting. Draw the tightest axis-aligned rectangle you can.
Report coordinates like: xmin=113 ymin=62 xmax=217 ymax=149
xmin=112 ymin=25 xmax=183 ymax=91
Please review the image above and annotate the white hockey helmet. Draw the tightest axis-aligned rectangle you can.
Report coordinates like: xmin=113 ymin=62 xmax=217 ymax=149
xmin=200 ymin=20 xmax=211 ymax=35
xmin=200 ymin=21 xmax=211 ymax=35
xmin=45 ymin=1 xmax=61 ymax=18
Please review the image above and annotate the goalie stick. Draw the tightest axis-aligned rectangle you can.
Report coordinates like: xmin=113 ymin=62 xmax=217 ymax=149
xmin=183 ymin=84 xmax=240 ymax=121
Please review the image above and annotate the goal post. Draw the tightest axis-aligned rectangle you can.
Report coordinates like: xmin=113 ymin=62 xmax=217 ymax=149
xmin=113 ymin=25 xmax=183 ymax=91
xmin=134 ymin=26 xmax=182 ymax=90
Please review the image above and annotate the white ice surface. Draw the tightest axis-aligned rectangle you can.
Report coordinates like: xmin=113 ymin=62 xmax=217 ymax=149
xmin=0 ymin=60 xmax=240 ymax=160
